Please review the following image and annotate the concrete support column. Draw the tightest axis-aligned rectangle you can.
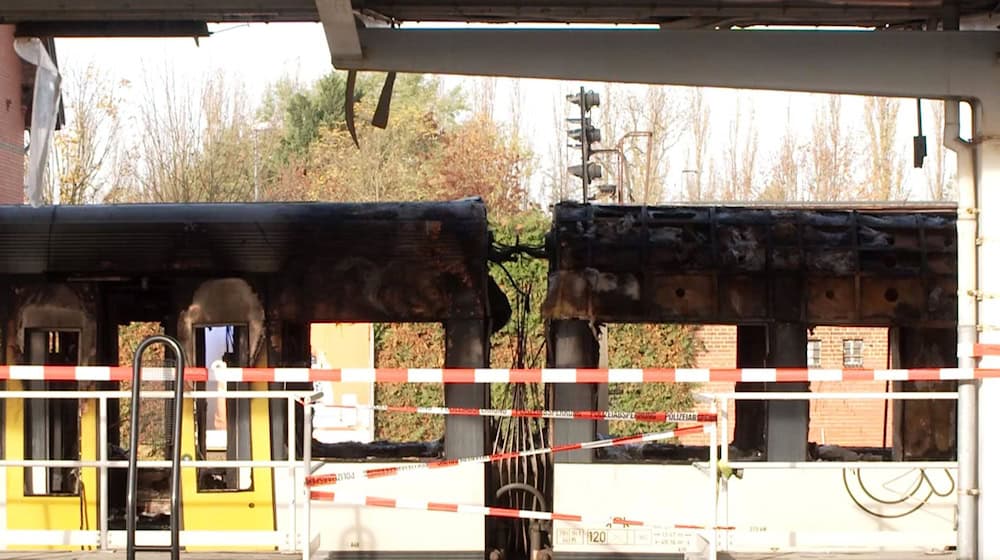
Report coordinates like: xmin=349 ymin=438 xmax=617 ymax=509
xmin=444 ymin=319 xmax=490 ymax=458
xmin=548 ymin=320 xmax=600 ymax=463
xmin=974 ymin=119 xmax=1000 ymax=560
xmin=765 ymin=322 xmax=809 ymax=462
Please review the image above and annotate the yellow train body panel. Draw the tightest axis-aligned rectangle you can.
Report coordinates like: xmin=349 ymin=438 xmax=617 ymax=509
xmin=180 ymin=381 xmax=275 ymax=551
xmin=3 ymin=380 xmax=99 ymax=550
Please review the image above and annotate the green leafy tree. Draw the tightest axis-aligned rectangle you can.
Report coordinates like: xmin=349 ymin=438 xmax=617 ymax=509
xmin=301 ymin=74 xmax=463 ymax=202
xmin=48 ymin=62 xmax=130 ymax=204
xmin=273 ymin=72 xmax=354 ymax=158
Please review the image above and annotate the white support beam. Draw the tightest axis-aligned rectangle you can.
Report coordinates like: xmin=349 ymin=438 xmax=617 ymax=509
xmin=339 ymin=29 xmax=1000 ymax=100
xmin=977 ymin=136 xmax=1000 ymax=560
xmin=316 ymin=0 xmax=362 ymax=61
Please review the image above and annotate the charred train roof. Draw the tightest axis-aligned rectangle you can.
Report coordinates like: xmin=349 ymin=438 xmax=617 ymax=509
xmin=0 ymin=200 xmax=489 ymax=277
xmin=545 ymin=202 xmax=959 ymax=327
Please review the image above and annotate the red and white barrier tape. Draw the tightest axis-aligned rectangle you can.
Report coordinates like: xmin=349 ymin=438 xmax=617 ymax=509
xmin=2 ymin=365 xmax=999 ymax=383
xmin=305 ymin=424 xmax=706 ymax=487
xmin=309 ymin=491 xmax=734 ymax=531
xmin=330 ymin=403 xmax=716 ymax=423
xmin=974 ymin=344 xmax=1000 ymax=357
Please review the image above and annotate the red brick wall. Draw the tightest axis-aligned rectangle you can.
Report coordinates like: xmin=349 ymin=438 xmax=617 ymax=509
xmin=690 ymin=324 xmax=892 ymax=448
xmin=0 ymin=26 xmax=24 ymax=204
xmin=807 ymin=326 xmax=892 ymax=447
xmin=690 ymin=326 xmax=737 ymax=445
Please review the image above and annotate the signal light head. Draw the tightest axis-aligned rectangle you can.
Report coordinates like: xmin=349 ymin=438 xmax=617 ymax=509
xmin=567 ymin=90 xmax=600 ymax=110
xmin=568 ymin=162 xmax=603 ymax=180
xmin=567 ymin=126 xmax=601 ymax=144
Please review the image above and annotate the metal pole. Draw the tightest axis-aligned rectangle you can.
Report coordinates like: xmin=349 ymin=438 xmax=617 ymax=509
xmin=288 ymin=396 xmax=297 ymax=553
xmin=126 ymin=335 xmax=186 ymax=560
xmin=708 ymin=423 xmax=718 ymax=560
xmin=580 ymin=86 xmax=589 ymax=203
xmin=303 ymin=401 xmax=313 ymax=560
xmin=945 ymin=98 xmax=979 ymax=560
xmin=718 ymin=397 xmax=729 ymax=553
xmin=99 ymin=396 xmax=109 ymax=550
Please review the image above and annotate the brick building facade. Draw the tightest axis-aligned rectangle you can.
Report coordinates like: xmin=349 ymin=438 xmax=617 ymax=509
xmin=0 ymin=26 xmax=24 ymax=205
xmin=689 ymin=325 xmax=892 ymax=448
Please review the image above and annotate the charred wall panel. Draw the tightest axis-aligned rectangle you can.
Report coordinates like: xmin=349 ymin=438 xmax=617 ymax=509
xmin=544 ymin=203 xmax=957 ymax=327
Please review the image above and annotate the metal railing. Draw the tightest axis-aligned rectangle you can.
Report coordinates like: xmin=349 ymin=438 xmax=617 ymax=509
xmin=0 ymin=387 xmax=317 ymax=553
xmin=127 ymin=335 xmax=185 ymax=560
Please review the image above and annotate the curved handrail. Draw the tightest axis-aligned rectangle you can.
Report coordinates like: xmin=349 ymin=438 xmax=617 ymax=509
xmin=125 ymin=335 xmax=186 ymax=560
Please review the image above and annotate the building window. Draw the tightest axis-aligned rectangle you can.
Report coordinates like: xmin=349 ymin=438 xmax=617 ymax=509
xmin=843 ymin=339 xmax=864 ymax=368
xmin=807 ymin=339 xmax=822 ymax=368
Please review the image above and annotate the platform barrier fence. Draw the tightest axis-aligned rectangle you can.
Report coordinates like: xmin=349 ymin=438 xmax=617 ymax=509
xmin=0 ymin=367 xmax=965 ymax=560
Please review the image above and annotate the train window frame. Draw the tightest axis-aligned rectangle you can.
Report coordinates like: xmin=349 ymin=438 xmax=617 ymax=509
xmin=193 ymin=324 xmax=254 ymax=493
xmin=23 ymin=330 xmax=82 ymax=497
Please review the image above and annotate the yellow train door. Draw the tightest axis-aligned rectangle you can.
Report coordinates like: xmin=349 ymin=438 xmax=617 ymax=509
xmin=4 ymin=330 xmax=98 ymax=550
xmin=179 ymin=325 xmax=274 ymax=550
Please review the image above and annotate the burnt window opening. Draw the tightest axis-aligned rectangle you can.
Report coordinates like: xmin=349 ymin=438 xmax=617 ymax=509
xmin=305 ymin=323 xmax=444 ymax=460
xmin=117 ymin=322 xmax=168 ymax=459
xmin=369 ymin=323 xmax=444 ymax=445
xmin=602 ymin=324 xmax=706 ymax=463
xmin=310 ymin=323 xmax=376 ymax=445
xmin=113 ymin=322 xmax=169 ymax=530
xmin=24 ymin=330 xmax=81 ymax=496
xmin=194 ymin=325 xmax=252 ymax=492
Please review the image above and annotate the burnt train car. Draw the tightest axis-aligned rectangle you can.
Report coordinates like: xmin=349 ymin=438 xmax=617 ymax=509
xmin=0 ymin=200 xmax=966 ymax=559
xmin=0 ymin=200 xmax=501 ymax=555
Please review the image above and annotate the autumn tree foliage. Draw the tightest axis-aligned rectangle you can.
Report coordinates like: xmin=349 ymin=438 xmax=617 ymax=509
xmin=47 ymin=63 xmax=129 ymax=204
xmin=431 ymin=114 xmax=532 ymax=216
xmin=759 ymin=105 xmax=802 ymax=202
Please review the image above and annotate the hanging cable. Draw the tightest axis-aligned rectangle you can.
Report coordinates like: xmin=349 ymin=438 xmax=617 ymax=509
xmin=490 ymin=233 xmax=547 ymax=263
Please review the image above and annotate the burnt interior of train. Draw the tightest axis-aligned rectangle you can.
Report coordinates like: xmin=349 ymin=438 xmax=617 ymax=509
xmin=543 ymin=202 xmax=959 ymax=466
xmin=0 ymin=200 xmax=497 ymax=531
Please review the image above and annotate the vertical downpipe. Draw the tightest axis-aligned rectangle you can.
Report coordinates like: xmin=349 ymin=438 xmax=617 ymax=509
xmin=945 ymin=99 xmax=978 ymax=560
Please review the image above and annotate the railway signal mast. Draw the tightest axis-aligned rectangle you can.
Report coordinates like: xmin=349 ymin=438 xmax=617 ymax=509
xmin=567 ymin=87 xmax=601 ymax=202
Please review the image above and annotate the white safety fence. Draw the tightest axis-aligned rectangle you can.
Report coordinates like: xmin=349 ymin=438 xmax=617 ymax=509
xmin=0 ymin=383 xmax=962 ymax=560
xmin=0 ymin=388 xmax=319 ymax=553
xmin=703 ymin=389 xmax=959 ymax=557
